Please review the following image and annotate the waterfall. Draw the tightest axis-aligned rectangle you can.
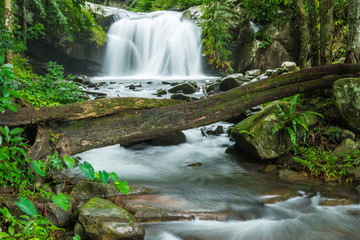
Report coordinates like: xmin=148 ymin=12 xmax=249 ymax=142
xmin=103 ymin=11 xmax=204 ymax=78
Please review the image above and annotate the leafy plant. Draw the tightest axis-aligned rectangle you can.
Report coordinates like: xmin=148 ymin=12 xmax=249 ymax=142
xmin=294 ymin=147 xmax=360 ymax=182
xmin=201 ymin=0 xmax=234 ymax=74
xmin=14 ymin=60 xmax=87 ymax=107
xmin=254 ymin=31 xmax=273 ymax=49
xmin=272 ymin=94 xmax=323 ymax=148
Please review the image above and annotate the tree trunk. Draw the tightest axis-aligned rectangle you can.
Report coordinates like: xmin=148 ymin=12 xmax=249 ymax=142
xmin=21 ymin=0 xmax=27 ymax=47
xmin=4 ymin=0 xmax=12 ymax=63
xmin=295 ymin=0 xmax=309 ymax=69
xmin=308 ymin=0 xmax=320 ymax=66
xmin=1 ymin=64 xmax=355 ymax=160
xmin=319 ymin=0 xmax=334 ymax=65
xmin=345 ymin=0 xmax=360 ymax=63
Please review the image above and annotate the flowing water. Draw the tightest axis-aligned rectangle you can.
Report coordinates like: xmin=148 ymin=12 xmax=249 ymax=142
xmin=78 ymin=9 xmax=360 ymax=240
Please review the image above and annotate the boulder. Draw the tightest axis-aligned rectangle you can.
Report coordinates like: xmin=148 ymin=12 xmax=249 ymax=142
xmin=205 ymin=82 xmax=221 ymax=94
xmin=333 ymin=139 xmax=358 ymax=155
xmin=245 ymin=69 xmax=261 ymax=78
xmin=85 ymin=2 xmax=115 ymax=31
xmin=147 ymin=131 xmax=187 ymax=146
xmin=281 ymin=61 xmax=297 ymax=72
xmin=333 ymin=78 xmax=360 ymax=132
xmin=219 ymin=74 xmax=249 ymax=91
xmin=75 ymin=198 xmax=144 ymax=240
xmin=182 ymin=6 xmax=203 ymax=25
xmin=47 ymin=194 xmax=77 ymax=227
xmin=278 ymin=169 xmax=308 ymax=181
xmin=230 ymin=102 xmax=318 ymax=160
xmin=168 ymin=82 xmax=197 ymax=94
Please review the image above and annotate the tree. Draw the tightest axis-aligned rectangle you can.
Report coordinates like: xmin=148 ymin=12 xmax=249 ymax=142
xmin=308 ymin=0 xmax=320 ymax=66
xmin=295 ymin=0 xmax=309 ymax=69
xmin=345 ymin=0 xmax=360 ymax=63
xmin=319 ymin=0 xmax=334 ymax=65
xmin=4 ymin=0 xmax=12 ymax=63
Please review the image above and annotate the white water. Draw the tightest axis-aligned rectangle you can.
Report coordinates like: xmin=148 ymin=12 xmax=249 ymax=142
xmin=103 ymin=11 xmax=204 ymax=78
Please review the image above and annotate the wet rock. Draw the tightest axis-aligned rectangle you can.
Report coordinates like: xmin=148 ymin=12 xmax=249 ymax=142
xmin=333 ymin=78 xmax=360 ymax=132
xmin=276 ymin=153 xmax=303 ymax=171
xmin=168 ymin=82 xmax=197 ymax=94
xmin=341 ymin=129 xmax=356 ymax=141
xmin=47 ymin=194 xmax=77 ymax=227
xmin=205 ymin=125 xmax=224 ymax=136
xmin=148 ymin=131 xmax=187 ymax=146
xmin=333 ymin=139 xmax=358 ymax=154
xmin=72 ymin=181 xmax=148 ymax=200
xmin=264 ymin=164 xmax=277 ymax=172
xmin=261 ymin=189 xmax=297 ymax=204
xmin=231 ymin=102 xmax=318 ymax=160
xmin=281 ymin=61 xmax=297 ymax=71
xmin=278 ymin=169 xmax=308 ymax=181
xmin=156 ymin=89 xmax=167 ymax=97
xmin=323 ymin=107 xmax=341 ymax=124
xmin=75 ymin=198 xmax=144 ymax=240
xmin=219 ymin=74 xmax=249 ymax=91
xmin=205 ymin=82 xmax=221 ymax=94
xmin=320 ymin=198 xmax=357 ymax=206
xmin=347 ymin=167 xmax=360 ymax=180
xmin=225 ymin=145 xmax=242 ymax=155
xmin=187 ymin=162 xmax=202 ymax=167
xmin=265 ymin=69 xmax=274 ymax=77
xmin=182 ymin=6 xmax=203 ymax=25
xmin=245 ymin=69 xmax=261 ymax=78
xmin=72 ymin=75 xmax=98 ymax=88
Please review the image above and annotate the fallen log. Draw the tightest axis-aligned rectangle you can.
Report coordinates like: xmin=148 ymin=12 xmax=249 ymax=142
xmin=1 ymin=64 xmax=360 ymax=159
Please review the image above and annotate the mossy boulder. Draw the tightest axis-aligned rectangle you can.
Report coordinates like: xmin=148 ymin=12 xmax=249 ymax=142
xmin=219 ymin=74 xmax=249 ymax=91
xmin=333 ymin=78 xmax=360 ymax=132
xmin=230 ymin=102 xmax=318 ymax=160
xmin=75 ymin=198 xmax=144 ymax=240
xmin=168 ymin=82 xmax=197 ymax=94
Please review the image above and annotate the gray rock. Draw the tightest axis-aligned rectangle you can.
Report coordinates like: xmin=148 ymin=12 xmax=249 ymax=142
xmin=341 ymin=129 xmax=356 ymax=141
xmin=279 ymin=169 xmax=308 ymax=181
xmin=75 ymin=198 xmax=144 ymax=240
xmin=219 ymin=74 xmax=249 ymax=91
xmin=47 ymin=194 xmax=77 ymax=227
xmin=182 ymin=6 xmax=203 ymax=25
xmin=265 ymin=69 xmax=274 ymax=77
xmin=171 ymin=94 xmax=192 ymax=101
xmin=333 ymin=78 xmax=360 ymax=132
xmin=148 ymin=131 xmax=187 ymax=146
xmin=281 ymin=61 xmax=297 ymax=71
xmin=168 ymin=82 xmax=197 ymax=94
xmin=333 ymin=139 xmax=358 ymax=154
xmin=245 ymin=69 xmax=261 ymax=78
xmin=206 ymin=82 xmax=221 ymax=94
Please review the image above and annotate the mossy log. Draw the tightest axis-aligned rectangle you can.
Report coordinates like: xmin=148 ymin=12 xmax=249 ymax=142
xmin=1 ymin=64 xmax=360 ymax=160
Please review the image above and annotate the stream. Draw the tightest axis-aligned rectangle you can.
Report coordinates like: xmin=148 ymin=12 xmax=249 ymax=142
xmin=75 ymin=9 xmax=360 ymax=240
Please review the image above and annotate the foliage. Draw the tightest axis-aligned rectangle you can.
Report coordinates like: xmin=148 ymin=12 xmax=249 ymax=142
xmin=0 ymin=206 xmax=61 ymax=239
xmin=254 ymin=31 xmax=273 ymax=49
xmin=0 ymin=126 xmax=34 ymax=196
xmin=201 ymin=0 xmax=234 ymax=75
xmin=294 ymin=147 xmax=360 ymax=182
xmin=14 ymin=59 xmax=87 ymax=107
xmin=272 ymin=94 xmax=323 ymax=148
xmin=22 ymin=0 xmax=106 ymax=47
xmin=129 ymin=0 xmax=202 ymax=12
xmin=242 ymin=0 xmax=292 ymax=24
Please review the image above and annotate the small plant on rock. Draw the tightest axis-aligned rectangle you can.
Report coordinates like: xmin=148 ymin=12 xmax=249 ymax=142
xmin=272 ymin=94 xmax=323 ymax=149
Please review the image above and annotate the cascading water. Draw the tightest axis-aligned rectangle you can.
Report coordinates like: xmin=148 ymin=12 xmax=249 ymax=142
xmin=103 ymin=11 xmax=203 ymax=78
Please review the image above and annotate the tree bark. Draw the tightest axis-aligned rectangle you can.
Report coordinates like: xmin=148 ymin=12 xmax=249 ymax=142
xmin=295 ymin=0 xmax=309 ymax=69
xmin=1 ymin=64 xmax=355 ymax=160
xmin=345 ymin=0 xmax=360 ymax=63
xmin=319 ymin=0 xmax=334 ymax=65
xmin=4 ymin=0 xmax=13 ymax=63
xmin=308 ymin=0 xmax=320 ymax=66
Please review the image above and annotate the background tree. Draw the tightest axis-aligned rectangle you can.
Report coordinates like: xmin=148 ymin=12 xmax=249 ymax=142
xmin=319 ymin=0 xmax=334 ymax=65
xmin=345 ymin=0 xmax=360 ymax=63
xmin=308 ymin=0 xmax=320 ymax=66
xmin=4 ymin=0 xmax=12 ymax=63
xmin=295 ymin=0 xmax=309 ymax=69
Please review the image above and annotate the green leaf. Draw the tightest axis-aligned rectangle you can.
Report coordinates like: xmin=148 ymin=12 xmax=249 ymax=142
xmin=6 ymin=104 xmax=17 ymax=113
xmin=33 ymin=160 xmax=46 ymax=177
xmin=290 ymin=94 xmax=299 ymax=116
xmin=73 ymin=234 xmax=81 ymax=240
xmin=9 ymin=128 xmax=23 ymax=135
xmin=79 ymin=161 xmax=95 ymax=180
xmin=286 ymin=127 xmax=297 ymax=147
xmin=9 ymin=89 xmax=22 ymax=99
xmin=52 ymin=193 xmax=69 ymax=211
xmin=99 ymin=170 xmax=109 ymax=184
xmin=0 ymin=232 xmax=10 ymax=238
xmin=114 ymin=180 xmax=130 ymax=195
xmin=15 ymin=197 xmax=37 ymax=217
xmin=63 ymin=155 xmax=75 ymax=170
xmin=109 ymin=172 xmax=119 ymax=182
xmin=8 ymin=226 xmax=14 ymax=236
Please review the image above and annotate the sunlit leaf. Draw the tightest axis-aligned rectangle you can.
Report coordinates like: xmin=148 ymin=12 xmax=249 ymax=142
xmin=15 ymin=197 xmax=37 ymax=217
xmin=52 ymin=193 xmax=69 ymax=211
